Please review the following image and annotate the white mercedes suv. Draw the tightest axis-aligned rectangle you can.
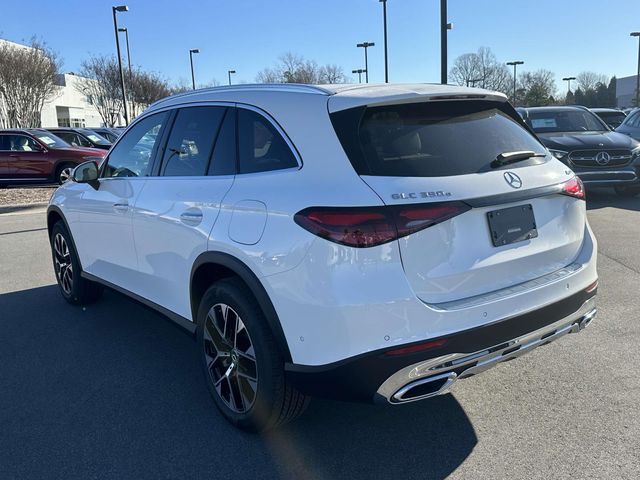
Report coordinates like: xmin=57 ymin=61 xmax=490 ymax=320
xmin=47 ymin=84 xmax=598 ymax=432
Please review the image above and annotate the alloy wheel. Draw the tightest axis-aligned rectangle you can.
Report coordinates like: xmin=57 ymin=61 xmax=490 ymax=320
xmin=59 ymin=167 xmax=74 ymax=184
xmin=53 ymin=233 xmax=73 ymax=295
xmin=203 ymin=303 xmax=258 ymax=413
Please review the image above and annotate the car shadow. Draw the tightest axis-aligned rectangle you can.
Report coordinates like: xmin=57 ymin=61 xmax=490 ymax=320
xmin=586 ymin=187 xmax=640 ymax=212
xmin=0 ymin=285 xmax=476 ymax=480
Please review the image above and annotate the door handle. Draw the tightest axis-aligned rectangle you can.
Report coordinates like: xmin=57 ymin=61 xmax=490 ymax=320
xmin=180 ymin=210 xmax=203 ymax=226
xmin=113 ymin=202 xmax=129 ymax=213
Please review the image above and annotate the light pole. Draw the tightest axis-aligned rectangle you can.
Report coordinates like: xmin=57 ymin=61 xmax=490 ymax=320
xmin=117 ymin=27 xmax=132 ymax=114
xmin=379 ymin=0 xmax=388 ymax=83
xmin=352 ymin=69 xmax=366 ymax=83
xmin=356 ymin=42 xmax=375 ymax=83
xmin=440 ymin=0 xmax=453 ymax=84
xmin=507 ymin=61 xmax=524 ymax=106
xmin=112 ymin=5 xmax=129 ymax=125
xmin=228 ymin=70 xmax=236 ymax=85
xmin=467 ymin=78 xmax=483 ymax=87
xmin=562 ymin=76 xmax=576 ymax=95
xmin=189 ymin=48 xmax=200 ymax=90
xmin=631 ymin=32 xmax=640 ymax=106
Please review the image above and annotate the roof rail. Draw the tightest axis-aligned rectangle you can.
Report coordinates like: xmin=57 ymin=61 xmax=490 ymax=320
xmin=150 ymin=83 xmax=332 ymax=109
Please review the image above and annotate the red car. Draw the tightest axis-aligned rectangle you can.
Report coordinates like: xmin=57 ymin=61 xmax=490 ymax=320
xmin=0 ymin=128 xmax=106 ymax=186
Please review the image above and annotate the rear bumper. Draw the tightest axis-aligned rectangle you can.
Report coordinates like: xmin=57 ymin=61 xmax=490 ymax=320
xmin=285 ymin=285 xmax=597 ymax=403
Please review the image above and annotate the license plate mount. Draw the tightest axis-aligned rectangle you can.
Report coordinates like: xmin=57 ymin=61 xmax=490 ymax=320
xmin=487 ymin=204 xmax=538 ymax=247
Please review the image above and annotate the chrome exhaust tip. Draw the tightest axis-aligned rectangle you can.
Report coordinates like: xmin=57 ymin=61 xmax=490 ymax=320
xmin=391 ymin=372 xmax=457 ymax=403
xmin=572 ymin=308 xmax=597 ymax=333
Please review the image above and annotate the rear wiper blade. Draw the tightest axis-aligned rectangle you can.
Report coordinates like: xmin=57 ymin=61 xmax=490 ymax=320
xmin=491 ymin=150 xmax=547 ymax=168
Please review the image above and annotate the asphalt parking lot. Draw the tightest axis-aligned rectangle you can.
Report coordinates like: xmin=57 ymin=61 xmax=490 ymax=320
xmin=1 ymin=190 xmax=639 ymax=480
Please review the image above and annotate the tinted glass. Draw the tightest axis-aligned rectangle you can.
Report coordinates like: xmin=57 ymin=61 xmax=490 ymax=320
xmin=237 ymin=109 xmax=297 ymax=174
xmin=102 ymin=112 xmax=168 ymax=178
xmin=332 ymin=101 xmax=545 ymax=177
xmin=162 ymin=106 xmax=225 ymax=177
xmin=1 ymin=135 xmax=41 ymax=152
xmin=32 ymin=131 xmax=70 ymax=148
xmin=208 ymin=108 xmax=236 ymax=176
xmin=596 ymin=112 xmax=625 ymax=128
xmin=79 ymin=129 xmax=111 ymax=145
xmin=526 ymin=109 xmax=607 ymax=133
xmin=624 ymin=112 xmax=640 ymax=128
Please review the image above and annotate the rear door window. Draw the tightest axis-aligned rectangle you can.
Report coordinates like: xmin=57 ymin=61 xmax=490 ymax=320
xmin=331 ymin=101 xmax=545 ymax=177
xmin=161 ymin=106 xmax=226 ymax=177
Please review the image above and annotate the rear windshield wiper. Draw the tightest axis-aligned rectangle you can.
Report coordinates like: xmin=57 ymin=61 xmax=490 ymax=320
xmin=491 ymin=150 xmax=547 ymax=169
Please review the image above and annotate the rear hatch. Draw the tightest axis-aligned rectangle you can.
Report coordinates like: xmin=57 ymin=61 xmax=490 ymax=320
xmin=330 ymin=97 xmax=585 ymax=304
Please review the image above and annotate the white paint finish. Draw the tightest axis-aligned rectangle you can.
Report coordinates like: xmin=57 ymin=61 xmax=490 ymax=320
xmin=65 ymin=177 xmax=146 ymax=290
xmin=131 ymin=176 xmax=234 ymax=319
xmin=48 ymin=85 xmax=600 ymax=369
xmin=398 ymin=195 xmax=585 ymax=303
xmin=360 ymin=159 xmax=573 ymax=205
xmin=264 ymin=224 xmax=597 ymax=366
xmin=228 ymin=200 xmax=268 ymax=245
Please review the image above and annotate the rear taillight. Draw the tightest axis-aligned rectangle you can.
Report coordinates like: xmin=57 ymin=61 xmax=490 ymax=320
xmin=561 ymin=176 xmax=585 ymax=200
xmin=294 ymin=202 xmax=470 ymax=248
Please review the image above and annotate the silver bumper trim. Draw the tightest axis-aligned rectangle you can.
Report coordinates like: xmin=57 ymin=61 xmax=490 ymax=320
xmin=378 ymin=297 xmax=597 ymax=404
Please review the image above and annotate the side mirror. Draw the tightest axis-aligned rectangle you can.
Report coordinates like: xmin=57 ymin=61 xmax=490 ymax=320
xmin=72 ymin=161 xmax=99 ymax=189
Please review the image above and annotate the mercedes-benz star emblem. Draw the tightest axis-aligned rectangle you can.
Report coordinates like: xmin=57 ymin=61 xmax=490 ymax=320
xmin=595 ymin=151 xmax=610 ymax=165
xmin=504 ymin=171 xmax=522 ymax=189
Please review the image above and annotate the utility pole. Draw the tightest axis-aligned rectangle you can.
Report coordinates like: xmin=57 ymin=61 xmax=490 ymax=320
xmin=507 ymin=61 xmax=524 ymax=106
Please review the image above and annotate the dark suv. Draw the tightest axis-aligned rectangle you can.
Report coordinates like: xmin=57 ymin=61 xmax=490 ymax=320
xmin=45 ymin=128 xmax=112 ymax=150
xmin=0 ymin=129 xmax=106 ymax=185
xmin=519 ymin=106 xmax=640 ymax=196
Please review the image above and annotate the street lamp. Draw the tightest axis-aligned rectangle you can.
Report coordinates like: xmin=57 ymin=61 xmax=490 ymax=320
xmin=379 ymin=0 xmax=388 ymax=83
xmin=189 ymin=48 xmax=200 ymax=90
xmin=356 ymin=42 xmax=375 ymax=83
xmin=228 ymin=70 xmax=236 ymax=85
xmin=467 ymin=78 xmax=483 ymax=87
xmin=112 ymin=5 xmax=129 ymax=125
xmin=440 ymin=0 xmax=453 ymax=84
xmin=562 ymin=76 xmax=576 ymax=94
xmin=117 ymin=27 xmax=132 ymax=90
xmin=506 ymin=61 xmax=524 ymax=106
xmin=352 ymin=69 xmax=366 ymax=84
xmin=631 ymin=32 xmax=640 ymax=106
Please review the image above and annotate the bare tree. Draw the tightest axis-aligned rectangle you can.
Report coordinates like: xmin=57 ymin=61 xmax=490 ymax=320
xmin=256 ymin=52 xmax=346 ymax=84
xmin=129 ymin=69 xmax=171 ymax=116
xmin=518 ymin=70 xmax=557 ymax=106
xmin=576 ymin=71 xmax=608 ymax=92
xmin=319 ymin=64 xmax=346 ymax=84
xmin=449 ymin=47 xmax=511 ymax=94
xmin=0 ymin=38 xmax=60 ymax=128
xmin=75 ymin=55 xmax=124 ymax=127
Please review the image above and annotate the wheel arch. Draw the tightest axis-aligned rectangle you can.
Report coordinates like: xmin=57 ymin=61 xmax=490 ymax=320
xmin=46 ymin=206 xmax=83 ymax=269
xmin=191 ymin=252 xmax=292 ymax=363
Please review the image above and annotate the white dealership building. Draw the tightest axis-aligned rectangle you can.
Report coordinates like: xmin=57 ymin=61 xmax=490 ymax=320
xmin=0 ymin=39 xmax=125 ymax=128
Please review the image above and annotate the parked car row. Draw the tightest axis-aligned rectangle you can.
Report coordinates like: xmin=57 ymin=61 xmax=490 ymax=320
xmin=518 ymin=105 xmax=640 ymax=196
xmin=0 ymin=128 xmax=109 ymax=186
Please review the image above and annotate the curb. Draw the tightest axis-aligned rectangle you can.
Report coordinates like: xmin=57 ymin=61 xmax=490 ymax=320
xmin=0 ymin=203 xmax=49 ymax=215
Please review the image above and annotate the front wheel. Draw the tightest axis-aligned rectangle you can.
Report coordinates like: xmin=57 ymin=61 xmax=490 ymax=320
xmin=50 ymin=222 xmax=103 ymax=305
xmin=614 ymin=185 xmax=640 ymax=197
xmin=196 ymin=278 xmax=309 ymax=432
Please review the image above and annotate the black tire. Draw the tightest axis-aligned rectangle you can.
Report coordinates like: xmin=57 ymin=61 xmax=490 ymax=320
xmin=196 ymin=278 xmax=309 ymax=432
xmin=50 ymin=221 xmax=103 ymax=305
xmin=55 ymin=162 xmax=76 ymax=185
xmin=614 ymin=185 xmax=640 ymax=197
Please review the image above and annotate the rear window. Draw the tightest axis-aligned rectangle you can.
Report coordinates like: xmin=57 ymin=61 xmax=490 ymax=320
xmin=331 ymin=101 xmax=545 ymax=177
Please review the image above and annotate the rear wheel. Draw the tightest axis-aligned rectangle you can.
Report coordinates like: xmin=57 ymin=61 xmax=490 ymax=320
xmin=196 ymin=278 xmax=309 ymax=432
xmin=50 ymin=222 xmax=103 ymax=305
xmin=55 ymin=163 xmax=76 ymax=185
xmin=614 ymin=185 xmax=640 ymax=197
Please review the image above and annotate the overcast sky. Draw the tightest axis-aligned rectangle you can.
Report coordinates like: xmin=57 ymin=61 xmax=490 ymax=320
xmin=2 ymin=0 xmax=639 ymax=88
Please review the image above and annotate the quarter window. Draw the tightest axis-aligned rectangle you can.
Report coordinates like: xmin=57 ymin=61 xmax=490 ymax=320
xmin=102 ymin=112 xmax=168 ymax=178
xmin=162 ymin=106 xmax=226 ymax=177
xmin=237 ymin=109 xmax=297 ymax=174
